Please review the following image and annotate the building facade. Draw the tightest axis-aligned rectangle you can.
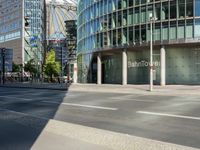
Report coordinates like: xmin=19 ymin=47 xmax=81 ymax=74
xmin=0 ymin=0 xmax=45 ymax=68
xmin=77 ymin=0 xmax=200 ymax=85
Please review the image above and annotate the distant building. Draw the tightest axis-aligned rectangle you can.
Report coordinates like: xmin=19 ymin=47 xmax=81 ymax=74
xmin=0 ymin=0 xmax=45 ymax=68
xmin=0 ymin=48 xmax=13 ymax=72
xmin=65 ymin=20 xmax=77 ymax=82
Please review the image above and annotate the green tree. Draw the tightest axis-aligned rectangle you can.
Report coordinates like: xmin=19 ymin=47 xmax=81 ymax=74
xmin=12 ymin=62 xmax=20 ymax=72
xmin=24 ymin=59 xmax=37 ymax=76
xmin=44 ymin=49 xmax=60 ymax=81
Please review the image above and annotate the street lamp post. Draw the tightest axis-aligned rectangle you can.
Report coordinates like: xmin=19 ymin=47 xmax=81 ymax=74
xmin=149 ymin=14 xmax=157 ymax=92
xmin=1 ymin=48 xmax=6 ymax=85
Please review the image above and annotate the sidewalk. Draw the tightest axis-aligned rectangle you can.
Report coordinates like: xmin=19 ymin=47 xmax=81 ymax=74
xmin=0 ymin=82 xmax=68 ymax=90
xmin=31 ymin=119 xmax=199 ymax=150
xmin=69 ymin=84 xmax=200 ymax=95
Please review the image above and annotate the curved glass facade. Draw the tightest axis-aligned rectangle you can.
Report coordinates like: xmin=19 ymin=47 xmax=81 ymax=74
xmin=78 ymin=0 xmax=200 ymax=53
xmin=77 ymin=0 xmax=200 ymax=84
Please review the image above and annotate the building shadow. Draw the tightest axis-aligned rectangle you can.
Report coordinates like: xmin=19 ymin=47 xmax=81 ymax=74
xmin=0 ymin=86 xmax=69 ymax=150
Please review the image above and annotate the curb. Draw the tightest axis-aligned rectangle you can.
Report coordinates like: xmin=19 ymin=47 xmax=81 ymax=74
xmin=0 ymin=84 xmax=68 ymax=91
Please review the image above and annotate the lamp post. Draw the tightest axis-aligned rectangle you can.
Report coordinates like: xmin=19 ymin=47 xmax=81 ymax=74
xmin=149 ymin=14 xmax=157 ymax=91
xmin=1 ymin=48 xmax=6 ymax=85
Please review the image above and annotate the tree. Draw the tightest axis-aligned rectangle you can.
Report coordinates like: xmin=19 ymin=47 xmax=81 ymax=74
xmin=24 ymin=59 xmax=37 ymax=76
xmin=44 ymin=49 xmax=60 ymax=81
xmin=12 ymin=62 xmax=20 ymax=72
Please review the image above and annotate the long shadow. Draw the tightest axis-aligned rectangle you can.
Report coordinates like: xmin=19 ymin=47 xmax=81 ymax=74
xmin=0 ymin=86 xmax=69 ymax=150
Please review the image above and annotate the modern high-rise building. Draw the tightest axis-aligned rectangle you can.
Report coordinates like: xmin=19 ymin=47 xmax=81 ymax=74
xmin=77 ymin=0 xmax=200 ymax=85
xmin=0 ymin=0 xmax=45 ymax=68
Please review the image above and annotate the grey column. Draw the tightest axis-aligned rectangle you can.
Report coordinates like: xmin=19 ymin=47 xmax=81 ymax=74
xmin=97 ymin=53 xmax=102 ymax=84
xmin=122 ymin=49 xmax=127 ymax=85
xmin=73 ymin=61 xmax=78 ymax=84
xmin=160 ymin=47 xmax=166 ymax=86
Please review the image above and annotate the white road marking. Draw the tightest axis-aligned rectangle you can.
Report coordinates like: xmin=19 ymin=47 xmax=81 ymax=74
xmin=137 ymin=111 xmax=200 ymax=120
xmin=110 ymin=97 xmax=156 ymax=102
xmin=43 ymin=101 xmax=118 ymax=111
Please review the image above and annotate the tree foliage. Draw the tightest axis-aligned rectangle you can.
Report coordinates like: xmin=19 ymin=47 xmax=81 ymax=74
xmin=24 ymin=59 xmax=37 ymax=75
xmin=12 ymin=62 xmax=20 ymax=72
xmin=44 ymin=49 xmax=60 ymax=78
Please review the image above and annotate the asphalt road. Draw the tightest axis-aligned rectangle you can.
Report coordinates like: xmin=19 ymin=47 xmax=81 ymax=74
xmin=0 ymin=87 xmax=200 ymax=149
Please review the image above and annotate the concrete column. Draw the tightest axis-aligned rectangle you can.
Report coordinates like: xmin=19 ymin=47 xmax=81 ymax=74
xmin=160 ymin=47 xmax=166 ymax=86
xmin=122 ymin=49 xmax=127 ymax=85
xmin=73 ymin=62 xmax=78 ymax=84
xmin=97 ymin=53 xmax=102 ymax=84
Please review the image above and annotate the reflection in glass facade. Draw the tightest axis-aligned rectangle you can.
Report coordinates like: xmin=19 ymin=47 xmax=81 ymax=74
xmin=0 ymin=0 xmax=45 ymax=66
xmin=77 ymin=0 xmax=200 ymax=84
xmin=24 ymin=0 xmax=45 ymax=64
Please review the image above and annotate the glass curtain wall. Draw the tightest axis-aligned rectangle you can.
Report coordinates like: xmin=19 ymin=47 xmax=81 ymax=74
xmin=78 ymin=0 xmax=200 ymax=53
xmin=24 ymin=0 xmax=45 ymax=63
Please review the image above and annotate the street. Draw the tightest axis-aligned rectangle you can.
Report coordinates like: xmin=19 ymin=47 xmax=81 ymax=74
xmin=0 ymin=86 xmax=200 ymax=149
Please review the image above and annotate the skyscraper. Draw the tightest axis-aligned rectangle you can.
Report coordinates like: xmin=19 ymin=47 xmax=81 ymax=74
xmin=0 ymin=0 xmax=45 ymax=68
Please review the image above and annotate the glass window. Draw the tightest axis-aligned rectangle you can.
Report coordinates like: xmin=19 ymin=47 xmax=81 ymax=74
xmin=123 ymin=10 xmax=127 ymax=26
xmin=195 ymin=19 xmax=200 ymax=37
xmin=141 ymin=25 xmax=146 ymax=42
xmin=155 ymin=3 xmax=161 ymax=20
xmin=140 ymin=6 xmax=146 ymax=23
xmin=113 ymin=30 xmax=117 ymax=45
xmin=128 ymin=27 xmax=134 ymax=44
xmin=104 ymin=0 xmax=108 ymax=14
xmin=112 ymin=0 xmax=117 ymax=11
xmin=178 ymin=0 xmax=185 ymax=18
xmin=100 ymin=33 xmax=103 ymax=47
xmin=186 ymin=19 xmax=193 ymax=38
xmin=141 ymin=0 xmax=146 ymax=4
xmin=128 ymin=0 xmax=133 ymax=7
xmin=178 ymin=20 xmax=185 ymax=39
xmin=195 ymin=0 xmax=200 ymax=16
xmin=135 ymin=26 xmax=140 ymax=42
xmin=103 ymin=32 xmax=108 ymax=46
xmin=108 ymin=0 xmax=112 ymax=13
xmin=122 ymin=0 xmax=127 ymax=8
xmin=117 ymin=29 xmax=122 ymax=45
xmin=112 ymin=12 xmax=117 ymax=28
xmin=162 ymin=22 xmax=169 ymax=40
xmin=108 ymin=14 xmax=112 ymax=29
xmin=186 ymin=0 xmax=193 ymax=17
xmin=154 ymin=23 xmax=161 ymax=41
xmin=117 ymin=0 xmax=122 ymax=9
xmin=147 ymin=5 xmax=153 ymax=21
xmin=109 ymin=31 xmax=112 ymax=45
xmin=134 ymin=7 xmax=139 ymax=24
xmin=161 ymin=2 xmax=169 ymax=20
xmin=117 ymin=11 xmax=122 ymax=27
xmin=170 ymin=21 xmax=177 ymax=39
xmin=135 ymin=0 xmax=140 ymax=5
xmin=128 ymin=9 xmax=133 ymax=25
xmin=170 ymin=0 xmax=177 ymax=19
xmin=122 ymin=28 xmax=127 ymax=44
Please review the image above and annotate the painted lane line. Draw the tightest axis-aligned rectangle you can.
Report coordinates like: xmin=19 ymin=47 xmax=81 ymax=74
xmin=43 ymin=101 xmax=118 ymax=111
xmin=110 ymin=97 xmax=156 ymax=102
xmin=137 ymin=111 xmax=200 ymax=121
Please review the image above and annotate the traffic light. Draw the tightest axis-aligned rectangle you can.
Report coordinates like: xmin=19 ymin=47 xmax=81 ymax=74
xmin=25 ymin=17 xmax=29 ymax=27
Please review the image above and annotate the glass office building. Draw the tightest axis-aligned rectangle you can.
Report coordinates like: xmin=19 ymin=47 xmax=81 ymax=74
xmin=0 ymin=0 xmax=45 ymax=67
xmin=77 ymin=0 xmax=200 ymax=84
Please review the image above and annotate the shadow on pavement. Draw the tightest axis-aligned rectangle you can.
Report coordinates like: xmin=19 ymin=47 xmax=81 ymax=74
xmin=0 ymin=86 xmax=69 ymax=150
